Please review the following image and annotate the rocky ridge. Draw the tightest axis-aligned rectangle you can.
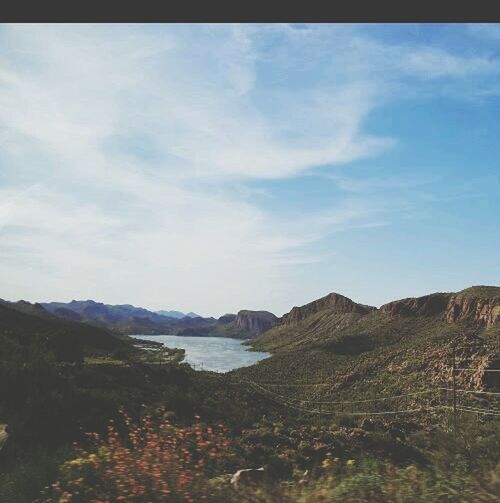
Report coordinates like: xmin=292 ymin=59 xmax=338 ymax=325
xmin=280 ymin=292 xmax=376 ymax=326
xmin=380 ymin=286 xmax=500 ymax=327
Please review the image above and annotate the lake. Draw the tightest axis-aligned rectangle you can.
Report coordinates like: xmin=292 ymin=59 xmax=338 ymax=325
xmin=130 ymin=334 xmax=270 ymax=373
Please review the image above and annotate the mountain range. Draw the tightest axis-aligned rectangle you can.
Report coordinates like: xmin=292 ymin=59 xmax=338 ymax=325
xmin=39 ymin=300 xmax=211 ymax=336
xmin=252 ymin=285 xmax=500 ymax=353
xmin=236 ymin=285 xmax=500 ymax=405
xmin=38 ymin=300 xmax=277 ymax=338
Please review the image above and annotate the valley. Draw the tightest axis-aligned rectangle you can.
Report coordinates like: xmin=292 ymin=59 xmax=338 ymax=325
xmin=0 ymin=285 xmax=498 ymax=502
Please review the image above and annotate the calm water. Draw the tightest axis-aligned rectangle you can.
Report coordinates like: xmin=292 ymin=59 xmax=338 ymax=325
xmin=130 ymin=335 xmax=270 ymax=373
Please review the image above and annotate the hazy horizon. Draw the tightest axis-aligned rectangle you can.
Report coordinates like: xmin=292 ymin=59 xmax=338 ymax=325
xmin=1 ymin=24 xmax=499 ymax=318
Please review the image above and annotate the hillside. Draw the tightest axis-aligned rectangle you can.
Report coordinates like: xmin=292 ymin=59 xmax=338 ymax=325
xmin=253 ymin=292 xmax=377 ymax=351
xmin=239 ymin=287 xmax=500 ymax=407
xmin=0 ymin=299 xmax=128 ymax=363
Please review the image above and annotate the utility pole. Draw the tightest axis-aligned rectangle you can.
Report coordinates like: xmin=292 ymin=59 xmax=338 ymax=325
xmin=452 ymin=344 xmax=457 ymax=442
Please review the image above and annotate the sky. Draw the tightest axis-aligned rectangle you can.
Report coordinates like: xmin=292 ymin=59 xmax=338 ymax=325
xmin=0 ymin=23 xmax=499 ymax=317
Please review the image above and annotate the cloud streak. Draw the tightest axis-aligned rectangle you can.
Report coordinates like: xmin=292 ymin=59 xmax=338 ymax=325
xmin=1 ymin=24 xmax=499 ymax=315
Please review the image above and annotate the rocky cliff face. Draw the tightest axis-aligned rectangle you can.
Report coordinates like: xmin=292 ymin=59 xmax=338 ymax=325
xmin=234 ymin=310 xmax=278 ymax=336
xmin=380 ymin=293 xmax=452 ymax=318
xmin=380 ymin=286 xmax=500 ymax=328
xmin=444 ymin=292 xmax=500 ymax=327
xmin=281 ymin=293 xmax=376 ymax=326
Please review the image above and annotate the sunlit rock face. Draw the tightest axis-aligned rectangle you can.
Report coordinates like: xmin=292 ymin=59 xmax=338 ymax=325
xmin=234 ymin=310 xmax=278 ymax=336
xmin=444 ymin=294 xmax=500 ymax=327
xmin=379 ymin=286 xmax=500 ymax=328
xmin=380 ymin=293 xmax=452 ymax=318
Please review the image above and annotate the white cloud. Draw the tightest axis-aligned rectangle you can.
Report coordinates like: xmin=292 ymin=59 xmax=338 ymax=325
xmin=401 ymin=47 xmax=498 ymax=79
xmin=1 ymin=24 xmax=498 ymax=315
xmin=0 ymin=24 xmax=392 ymax=314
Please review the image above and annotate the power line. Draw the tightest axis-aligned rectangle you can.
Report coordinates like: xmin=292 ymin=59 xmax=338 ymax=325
xmin=238 ymin=378 xmax=500 ymax=418
xmin=245 ymin=380 xmax=438 ymax=405
xmin=456 ymin=406 xmax=500 ymax=417
xmin=248 ymin=382 xmax=335 ymax=387
xmin=249 ymin=383 xmax=449 ymax=416
xmin=439 ymin=388 xmax=500 ymax=396
xmin=225 ymin=369 xmax=500 ymax=388
xmin=454 ymin=368 xmax=500 ymax=372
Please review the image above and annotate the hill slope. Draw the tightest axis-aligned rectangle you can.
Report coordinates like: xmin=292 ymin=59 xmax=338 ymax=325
xmin=239 ymin=287 xmax=499 ymax=407
xmin=0 ymin=300 xmax=127 ymax=361
xmin=253 ymin=292 xmax=376 ymax=351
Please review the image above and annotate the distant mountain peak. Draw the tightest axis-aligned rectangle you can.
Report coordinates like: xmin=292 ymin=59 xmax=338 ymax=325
xmin=281 ymin=292 xmax=376 ymax=325
xmin=156 ymin=310 xmax=185 ymax=319
xmin=155 ymin=310 xmax=201 ymax=319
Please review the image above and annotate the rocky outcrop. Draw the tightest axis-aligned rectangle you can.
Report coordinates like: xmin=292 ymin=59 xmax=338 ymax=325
xmin=444 ymin=291 xmax=500 ymax=327
xmin=235 ymin=310 xmax=278 ymax=336
xmin=380 ymin=286 xmax=500 ymax=328
xmin=230 ymin=467 xmax=265 ymax=488
xmin=281 ymin=293 xmax=376 ymax=326
xmin=0 ymin=424 xmax=7 ymax=453
xmin=380 ymin=293 xmax=452 ymax=318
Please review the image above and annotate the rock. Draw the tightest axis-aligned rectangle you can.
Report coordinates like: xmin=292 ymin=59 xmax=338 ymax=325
xmin=0 ymin=424 xmax=8 ymax=453
xmin=379 ymin=286 xmax=500 ymax=328
xmin=230 ymin=467 xmax=266 ymax=487
xmin=234 ymin=310 xmax=278 ymax=336
xmin=444 ymin=289 xmax=500 ymax=327
xmin=298 ymin=469 xmax=309 ymax=484
xmin=380 ymin=293 xmax=452 ymax=318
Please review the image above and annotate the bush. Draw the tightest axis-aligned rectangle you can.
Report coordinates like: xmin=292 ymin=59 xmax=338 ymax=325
xmin=42 ymin=408 xmax=232 ymax=502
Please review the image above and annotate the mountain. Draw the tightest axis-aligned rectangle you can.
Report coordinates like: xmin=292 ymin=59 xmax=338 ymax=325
xmin=234 ymin=310 xmax=278 ymax=336
xmin=253 ymin=292 xmax=377 ymax=352
xmin=41 ymin=300 xmax=208 ymax=335
xmin=253 ymin=287 xmax=500 ymax=353
xmin=240 ymin=286 xmax=499 ymax=402
xmin=41 ymin=300 xmax=274 ymax=338
xmin=177 ymin=310 xmax=278 ymax=339
xmin=0 ymin=299 xmax=126 ymax=362
xmin=42 ymin=300 xmax=167 ymax=323
xmin=379 ymin=286 xmax=500 ymax=328
xmin=155 ymin=310 xmax=186 ymax=319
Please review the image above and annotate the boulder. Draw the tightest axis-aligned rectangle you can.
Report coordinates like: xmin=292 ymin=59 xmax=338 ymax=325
xmin=230 ymin=467 xmax=265 ymax=487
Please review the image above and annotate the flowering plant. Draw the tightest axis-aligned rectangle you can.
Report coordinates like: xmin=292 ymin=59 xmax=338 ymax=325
xmin=43 ymin=407 xmax=231 ymax=502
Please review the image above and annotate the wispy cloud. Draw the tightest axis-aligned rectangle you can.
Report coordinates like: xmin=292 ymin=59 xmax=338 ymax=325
xmin=401 ymin=47 xmax=499 ymax=79
xmin=1 ymin=24 xmax=499 ymax=314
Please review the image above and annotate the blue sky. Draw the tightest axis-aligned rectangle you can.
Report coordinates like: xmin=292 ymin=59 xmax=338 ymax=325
xmin=0 ymin=24 xmax=499 ymax=316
